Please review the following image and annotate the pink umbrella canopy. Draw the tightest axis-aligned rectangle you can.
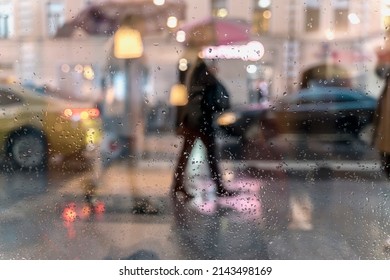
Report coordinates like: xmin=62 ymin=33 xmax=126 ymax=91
xmin=56 ymin=0 xmax=186 ymax=37
xmin=376 ymin=47 xmax=390 ymax=64
xmin=180 ymin=17 xmax=251 ymax=48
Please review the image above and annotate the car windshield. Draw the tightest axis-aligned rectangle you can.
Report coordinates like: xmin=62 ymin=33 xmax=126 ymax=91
xmin=284 ymin=87 xmax=368 ymax=104
xmin=1 ymin=0 xmax=389 ymax=276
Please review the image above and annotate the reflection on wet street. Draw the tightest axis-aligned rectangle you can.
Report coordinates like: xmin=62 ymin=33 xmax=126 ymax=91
xmin=172 ymin=179 xmax=270 ymax=259
xmin=0 ymin=135 xmax=390 ymax=260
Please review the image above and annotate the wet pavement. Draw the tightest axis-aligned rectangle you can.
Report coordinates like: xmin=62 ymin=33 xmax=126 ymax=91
xmin=1 ymin=133 xmax=390 ymax=260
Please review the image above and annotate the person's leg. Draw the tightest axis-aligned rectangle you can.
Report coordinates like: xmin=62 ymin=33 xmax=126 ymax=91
xmin=381 ymin=152 xmax=390 ymax=180
xmin=172 ymin=130 xmax=196 ymax=196
xmin=380 ymin=152 xmax=390 ymax=251
xmin=201 ymin=132 xmax=235 ymax=196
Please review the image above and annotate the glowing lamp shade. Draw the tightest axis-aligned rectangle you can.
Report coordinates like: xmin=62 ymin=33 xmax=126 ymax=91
xmin=169 ymin=84 xmax=188 ymax=106
xmin=114 ymin=27 xmax=143 ymax=59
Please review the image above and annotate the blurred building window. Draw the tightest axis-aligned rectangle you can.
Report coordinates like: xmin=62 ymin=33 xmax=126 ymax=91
xmin=0 ymin=2 xmax=13 ymax=39
xmin=46 ymin=1 xmax=65 ymax=37
xmin=305 ymin=0 xmax=320 ymax=33
xmin=0 ymin=90 xmax=22 ymax=105
xmin=58 ymin=63 xmax=98 ymax=100
xmin=211 ymin=0 xmax=228 ymax=18
xmin=252 ymin=0 xmax=272 ymax=34
xmin=333 ymin=0 xmax=349 ymax=32
xmin=384 ymin=2 xmax=390 ymax=31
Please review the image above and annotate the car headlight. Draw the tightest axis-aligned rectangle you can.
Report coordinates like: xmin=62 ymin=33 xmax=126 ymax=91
xmin=217 ymin=112 xmax=239 ymax=126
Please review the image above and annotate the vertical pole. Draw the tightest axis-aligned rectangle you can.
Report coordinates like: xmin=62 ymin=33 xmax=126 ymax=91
xmin=286 ymin=0 xmax=297 ymax=94
xmin=124 ymin=58 xmax=130 ymax=126
xmin=322 ymin=41 xmax=330 ymax=80
xmin=124 ymin=57 xmax=135 ymax=163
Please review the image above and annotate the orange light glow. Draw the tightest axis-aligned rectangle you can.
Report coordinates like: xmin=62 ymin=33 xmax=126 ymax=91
xmin=63 ymin=108 xmax=73 ymax=118
xmin=80 ymin=111 xmax=89 ymax=120
xmin=62 ymin=203 xmax=77 ymax=223
xmin=94 ymin=201 xmax=106 ymax=215
xmin=63 ymin=108 xmax=100 ymax=120
xmin=87 ymin=108 xmax=100 ymax=118
xmin=79 ymin=204 xmax=92 ymax=220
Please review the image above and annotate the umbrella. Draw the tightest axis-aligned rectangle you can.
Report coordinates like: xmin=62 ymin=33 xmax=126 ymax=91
xmin=376 ymin=47 xmax=390 ymax=64
xmin=55 ymin=0 xmax=186 ymax=37
xmin=180 ymin=17 xmax=251 ymax=48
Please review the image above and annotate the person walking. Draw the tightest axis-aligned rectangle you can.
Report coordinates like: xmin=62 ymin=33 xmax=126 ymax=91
xmin=373 ymin=59 xmax=390 ymax=251
xmin=373 ymin=64 xmax=390 ymax=180
xmin=172 ymin=57 xmax=234 ymax=200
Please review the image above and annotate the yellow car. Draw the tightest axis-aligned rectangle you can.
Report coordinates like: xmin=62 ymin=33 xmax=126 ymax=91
xmin=0 ymin=83 xmax=102 ymax=169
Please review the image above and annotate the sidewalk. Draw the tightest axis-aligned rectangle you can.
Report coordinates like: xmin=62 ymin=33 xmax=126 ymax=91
xmin=49 ymin=133 xmax=388 ymax=260
xmin=3 ymin=133 xmax=389 ymax=259
xmin=56 ymin=155 xmax=277 ymax=259
xmin=55 ymin=153 xmax=390 ymax=260
xmin=59 ymin=132 xmax=385 ymax=211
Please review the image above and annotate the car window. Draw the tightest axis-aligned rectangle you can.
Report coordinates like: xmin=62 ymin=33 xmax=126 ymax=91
xmin=335 ymin=93 xmax=358 ymax=102
xmin=2 ymin=0 xmax=390 ymax=273
xmin=0 ymin=89 xmax=23 ymax=106
xmin=285 ymin=90 xmax=329 ymax=105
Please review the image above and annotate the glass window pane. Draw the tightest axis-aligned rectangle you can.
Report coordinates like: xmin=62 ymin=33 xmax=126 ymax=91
xmin=305 ymin=8 xmax=320 ymax=32
xmin=212 ymin=0 xmax=228 ymax=18
xmin=47 ymin=2 xmax=65 ymax=37
xmin=0 ymin=2 xmax=13 ymax=38
xmin=253 ymin=0 xmax=272 ymax=34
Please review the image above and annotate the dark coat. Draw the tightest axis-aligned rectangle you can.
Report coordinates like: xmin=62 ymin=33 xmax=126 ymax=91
xmin=175 ymin=58 xmax=230 ymax=135
xmin=187 ymin=60 xmax=219 ymax=132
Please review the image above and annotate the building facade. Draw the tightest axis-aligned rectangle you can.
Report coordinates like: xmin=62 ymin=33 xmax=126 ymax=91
xmin=180 ymin=0 xmax=385 ymax=102
xmin=0 ymin=0 xmax=388 ymax=105
xmin=0 ymin=0 xmax=106 ymax=101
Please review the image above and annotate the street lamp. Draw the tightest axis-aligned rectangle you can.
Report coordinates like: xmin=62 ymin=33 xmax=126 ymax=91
xmin=114 ymin=26 xmax=143 ymax=59
xmin=113 ymin=17 xmax=144 ymax=160
xmin=169 ymin=83 xmax=188 ymax=106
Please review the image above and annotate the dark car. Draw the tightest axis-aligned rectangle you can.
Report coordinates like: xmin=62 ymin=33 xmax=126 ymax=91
xmin=216 ymin=86 xmax=377 ymax=143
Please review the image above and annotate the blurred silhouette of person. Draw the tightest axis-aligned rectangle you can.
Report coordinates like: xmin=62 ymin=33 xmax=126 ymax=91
xmin=172 ymin=58 xmax=234 ymax=199
xmin=256 ymin=80 xmax=269 ymax=103
xmin=373 ymin=63 xmax=390 ymax=179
